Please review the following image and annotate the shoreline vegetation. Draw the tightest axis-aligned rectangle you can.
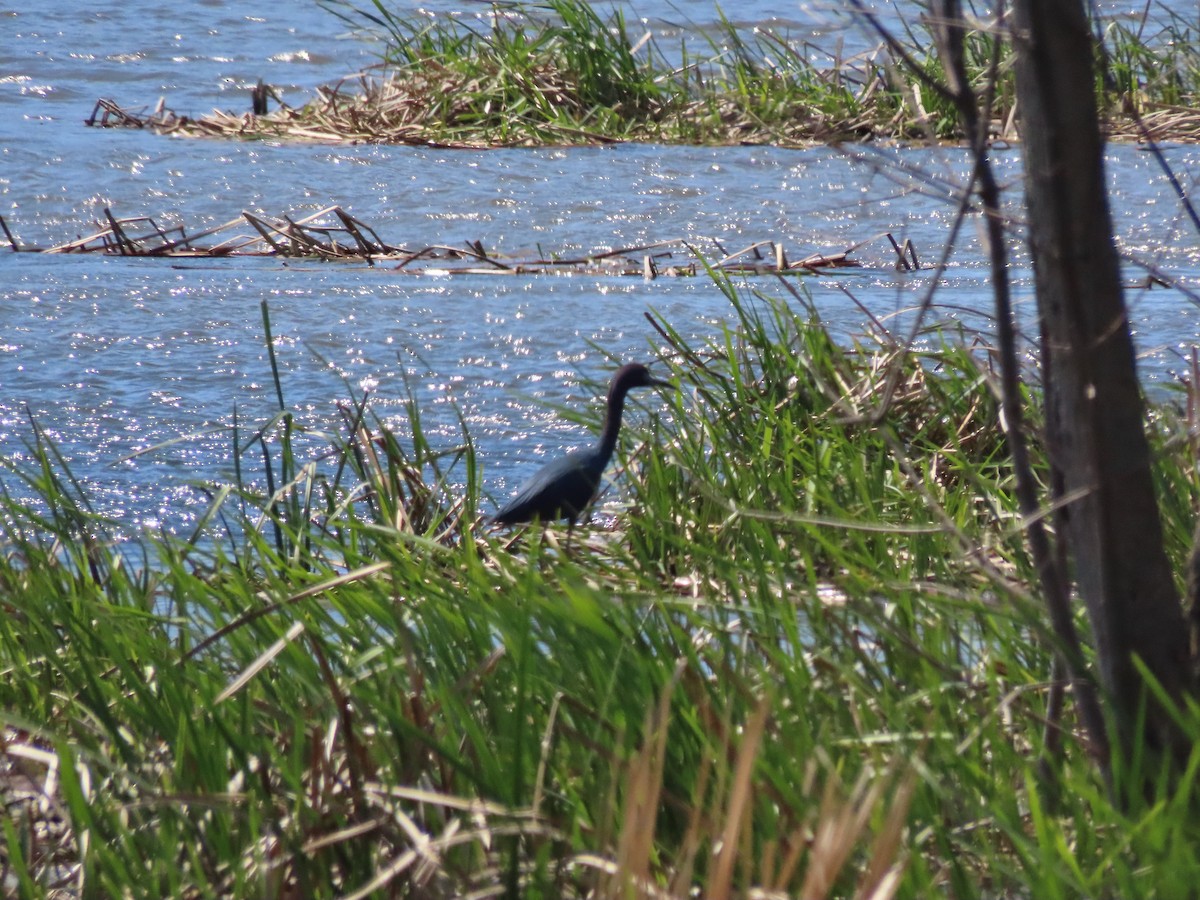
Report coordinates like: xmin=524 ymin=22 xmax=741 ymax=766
xmin=4 ymin=284 xmax=1200 ymax=896
xmin=6 ymin=282 xmax=1199 ymax=896
xmin=7 ymin=285 xmax=1200 ymax=897
xmin=85 ymin=0 xmax=1200 ymax=147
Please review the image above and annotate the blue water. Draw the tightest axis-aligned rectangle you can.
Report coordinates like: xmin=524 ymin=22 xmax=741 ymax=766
xmin=3 ymin=1 xmax=1200 ymax=533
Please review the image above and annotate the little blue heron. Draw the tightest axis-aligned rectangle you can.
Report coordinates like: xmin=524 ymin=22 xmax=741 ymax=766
xmin=493 ymin=363 xmax=671 ymax=527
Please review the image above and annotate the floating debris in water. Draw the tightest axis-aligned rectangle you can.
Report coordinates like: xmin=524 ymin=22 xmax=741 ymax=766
xmin=1 ymin=206 xmax=887 ymax=275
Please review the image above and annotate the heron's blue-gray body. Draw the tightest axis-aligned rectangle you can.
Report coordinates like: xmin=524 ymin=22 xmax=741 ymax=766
xmin=493 ymin=363 xmax=668 ymax=525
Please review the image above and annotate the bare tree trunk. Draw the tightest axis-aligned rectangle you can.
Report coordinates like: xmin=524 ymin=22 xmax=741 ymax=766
xmin=931 ymin=0 xmax=1111 ymax=777
xmin=1010 ymin=0 xmax=1194 ymax=763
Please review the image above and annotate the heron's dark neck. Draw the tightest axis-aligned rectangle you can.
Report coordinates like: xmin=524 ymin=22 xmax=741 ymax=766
xmin=596 ymin=383 xmax=630 ymax=461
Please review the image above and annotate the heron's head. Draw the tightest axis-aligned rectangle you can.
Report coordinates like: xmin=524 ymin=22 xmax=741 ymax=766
xmin=611 ymin=362 xmax=672 ymax=395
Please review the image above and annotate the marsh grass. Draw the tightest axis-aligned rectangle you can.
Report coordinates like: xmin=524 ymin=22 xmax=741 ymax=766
xmin=161 ymin=0 xmax=996 ymax=145
xmin=3 ymin=281 xmax=1200 ymax=898
xmin=118 ymin=0 xmax=1200 ymax=146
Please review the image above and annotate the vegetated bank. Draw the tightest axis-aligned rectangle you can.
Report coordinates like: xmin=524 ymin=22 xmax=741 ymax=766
xmin=3 ymin=280 xmax=1198 ymax=896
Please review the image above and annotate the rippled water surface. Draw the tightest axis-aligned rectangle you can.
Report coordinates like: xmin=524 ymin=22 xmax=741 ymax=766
xmin=4 ymin=1 xmax=1200 ymax=531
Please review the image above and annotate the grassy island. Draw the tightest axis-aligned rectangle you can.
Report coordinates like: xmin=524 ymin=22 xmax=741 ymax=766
xmin=91 ymin=0 xmax=1200 ymax=147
